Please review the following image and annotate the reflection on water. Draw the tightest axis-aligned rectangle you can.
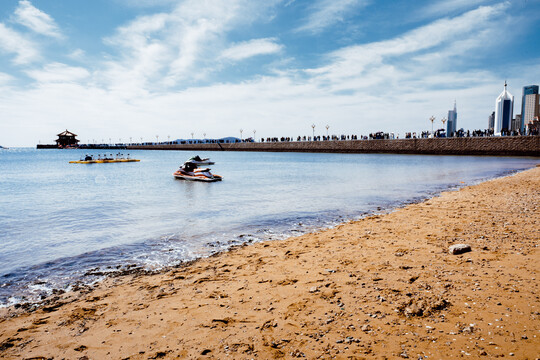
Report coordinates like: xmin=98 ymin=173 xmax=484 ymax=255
xmin=0 ymin=148 xmax=537 ymax=305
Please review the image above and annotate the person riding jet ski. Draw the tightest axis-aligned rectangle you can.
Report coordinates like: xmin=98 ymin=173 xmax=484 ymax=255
xmin=180 ymin=160 xmax=198 ymax=174
xmin=174 ymin=161 xmax=222 ymax=181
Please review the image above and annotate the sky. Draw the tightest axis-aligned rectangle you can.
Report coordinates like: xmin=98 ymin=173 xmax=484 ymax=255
xmin=0 ymin=0 xmax=539 ymax=146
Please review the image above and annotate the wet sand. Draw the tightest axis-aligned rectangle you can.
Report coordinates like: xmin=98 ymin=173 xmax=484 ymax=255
xmin=1 ymin=166 xmax=539 ymax=359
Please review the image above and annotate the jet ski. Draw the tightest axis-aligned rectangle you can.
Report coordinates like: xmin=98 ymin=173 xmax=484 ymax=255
xmin=188 ymin=155 xmax=215 ymax=165
xmin=173 ymin=161 xmax=222 ymax=182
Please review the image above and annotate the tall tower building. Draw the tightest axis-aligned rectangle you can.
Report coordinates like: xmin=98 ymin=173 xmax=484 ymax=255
xmin=512 ymin=115 xmax=522 ymax=133
xmin=488 ymin=111 xmax=495 ymax=131
xmin=494 ymin=82 xmax=514 ymax=136
xmin=521 ymin=85 xmax=539 ymax=133
xmin=447 ymin=101 xmax=457 ymax=137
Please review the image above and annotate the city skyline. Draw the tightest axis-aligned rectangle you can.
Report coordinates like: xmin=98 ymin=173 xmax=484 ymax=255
xmin=1 ymin=0 xmax=540 ymax=146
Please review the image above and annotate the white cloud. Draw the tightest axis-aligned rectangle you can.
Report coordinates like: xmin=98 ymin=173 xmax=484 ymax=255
xmin=307 ymin=3 xmax=508 ymax=89
xmin=419 ymin=0 xmax=493 ymax=19
xmin=0 ymin=72 xmax=15 ymax=86
xmin=113 ymin=0 xmax=180 ymax=7
xmin=296 ymin=0 xmax=369 ymax=33
xmin=99 ymin=0 xmax=283 ymax=91
xmin=13 ymin=0 xmax=62 ymax=38
xmin=25 ymin=63 xmax=90 ymax=83
xmin=68 ymin=49 xmax=86 ymax=61
xmin=0 ymin=23 xmax=40 ymax=64
xmin=101 ymin=12 xmax=171 ymax=92
xmin=220 ymin=38 xmax=283 ymax=61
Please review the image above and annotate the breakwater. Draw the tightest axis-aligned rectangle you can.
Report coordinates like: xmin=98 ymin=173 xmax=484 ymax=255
xmin=125 ymin=136 xmax=539 ymax=156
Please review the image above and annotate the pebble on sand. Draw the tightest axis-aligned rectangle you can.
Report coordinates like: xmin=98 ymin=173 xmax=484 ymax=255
xmin=449 ymin=244 xmax=472 ymax=255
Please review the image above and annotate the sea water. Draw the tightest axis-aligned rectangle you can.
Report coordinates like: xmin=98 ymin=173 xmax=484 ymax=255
xmin=0 ymin=148 xmax=537 ymax=305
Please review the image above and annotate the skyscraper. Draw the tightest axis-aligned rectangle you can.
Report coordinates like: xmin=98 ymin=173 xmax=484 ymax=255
xmin=447 ymin=101 xmax=457 ymax=137
xmin=512 ymin=115 xmax=521 ymax=133
xmin=488 ymin=111 xmax=495 ymax=131
xmin=521 ymin=85 xmax=539 ymax=133
xmin=494 ymin=82 xmax=514 ymax=136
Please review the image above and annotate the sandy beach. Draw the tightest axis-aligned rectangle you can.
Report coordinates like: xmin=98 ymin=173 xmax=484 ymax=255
xmin=1 ymin=166 xmax=539 ymax=359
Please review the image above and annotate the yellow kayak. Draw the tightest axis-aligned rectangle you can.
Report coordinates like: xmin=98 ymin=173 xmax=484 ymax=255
xmin=69 ymin=159 xmax=140 ymax=164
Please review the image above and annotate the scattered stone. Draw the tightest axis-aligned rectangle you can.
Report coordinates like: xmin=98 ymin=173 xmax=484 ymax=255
xmin=397 ymin=296 xmax=451 ymax=317
xmin=149 ymin=351 xmax=168 ymax=359
xmin=361 ymin=324 xmax=371 ymax=332
xmin=462 ymin=326 xmax=474 ymax=333
xmin=212 ymin=318 xmax=234 ymax=325
xmin=290 ymin=349 xmax=305 ymax=357
xmin=449 ymin=244 xmax=472 ymax=255
xmin=42 ymin=302 xmax=65 ymax=313
xmin=309 ymin=286 xmax=318 ymax=293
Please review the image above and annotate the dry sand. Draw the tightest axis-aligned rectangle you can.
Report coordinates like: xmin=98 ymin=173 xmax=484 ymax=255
xmin=1 ymin=166 xmax=539 ymax=359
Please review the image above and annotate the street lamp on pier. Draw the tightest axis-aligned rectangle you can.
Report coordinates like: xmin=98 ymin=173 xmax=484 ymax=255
xmin=325 ymin=125 xmax=329 ymax=137
xmin=156 ymin=135 xmax=159 ymax=144
xmin=240 ymin=129 xmax=243 ymax=140
xmin=311 ymin=124 xmax=316 ymax=139
xmin=168 ymin=135 xmax=170 ymax=144
xmin=429 ymin=116 xmax=435 ymax=137
xmin=253 ymin=130 xmax=256 ymax=141
xmin=191 ymin=132 xmax=194 ymax=139
xmin=441 ymin=118 xmax=447 ymax=133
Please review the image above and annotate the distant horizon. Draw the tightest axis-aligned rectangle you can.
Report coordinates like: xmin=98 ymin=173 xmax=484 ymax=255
xmin=1 ymin=0 xmax=539 ymax=147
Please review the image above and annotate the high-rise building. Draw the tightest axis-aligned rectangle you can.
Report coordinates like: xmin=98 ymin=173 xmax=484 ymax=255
xmin=488 ymin=111 xmax=495 ymax=131
xmin=512 ymin=115 xmax=522 ymax=133
xmin=494 ymin=82 xmax=514 ymax=135
xmin=521 ymin=85 xmax=539 ymax=133
xmin=447 ymin=101 xmax=457 ymax=136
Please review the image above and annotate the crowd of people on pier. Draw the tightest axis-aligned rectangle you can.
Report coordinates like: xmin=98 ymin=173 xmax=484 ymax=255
xmin=254 ymin=127 xmax=538 ymax=143
xmin=77 ymin=125 xmax=538 ymax=148
xmin=261 ymin=135 xmax=360 ymax=142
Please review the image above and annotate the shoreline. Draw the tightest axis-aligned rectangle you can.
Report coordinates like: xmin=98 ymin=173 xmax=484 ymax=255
xmin=0 ymin=166 xmax=519 ymax=309
xmin=1 ymin=166 xmax=539 ymax=359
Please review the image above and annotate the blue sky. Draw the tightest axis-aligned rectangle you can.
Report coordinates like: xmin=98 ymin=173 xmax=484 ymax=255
xmin=0 ymin=0 xmax=539 ymax=146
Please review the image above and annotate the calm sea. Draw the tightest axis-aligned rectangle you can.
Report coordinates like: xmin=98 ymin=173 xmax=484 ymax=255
xmin=0 ymin=148 xmax=538 ymax=306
